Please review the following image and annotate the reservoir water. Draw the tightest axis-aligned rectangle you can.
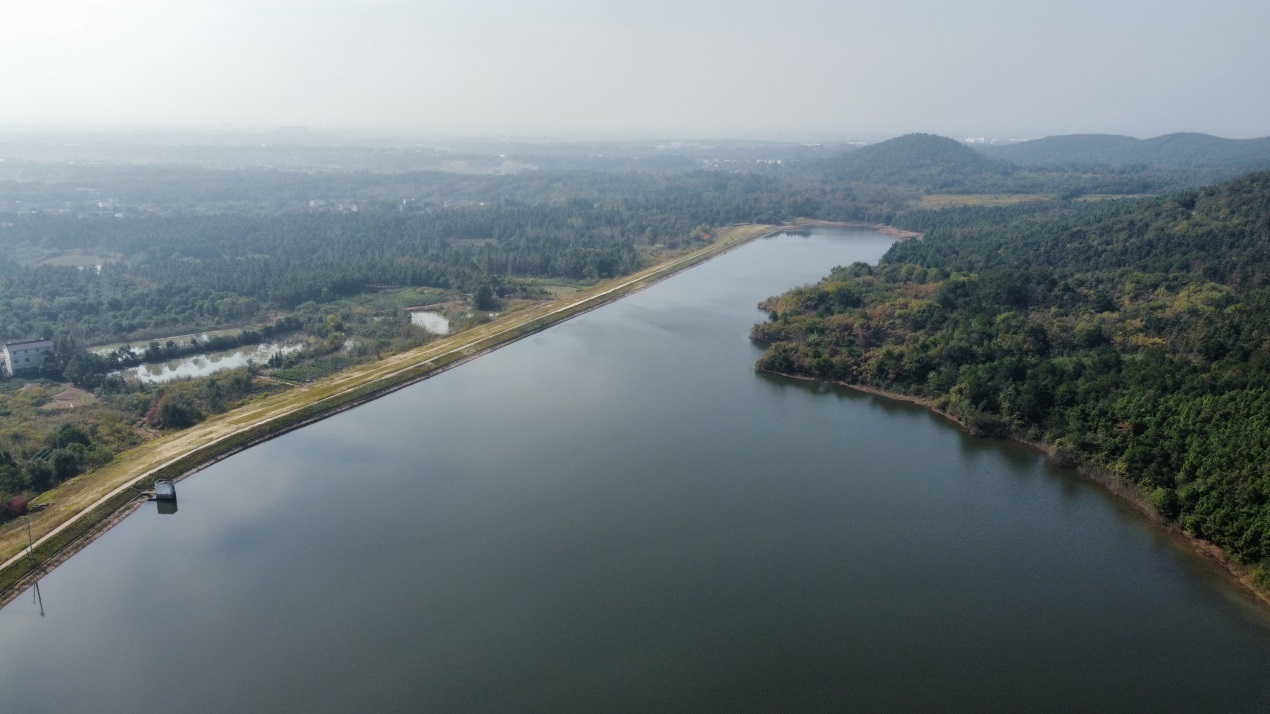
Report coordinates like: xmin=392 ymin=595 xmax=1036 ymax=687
xmin=2 ymin=229 xmax=1269 ymax=711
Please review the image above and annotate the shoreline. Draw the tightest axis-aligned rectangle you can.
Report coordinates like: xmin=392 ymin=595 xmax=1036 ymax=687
xmin=760 ymin=368 xmax=1270 ymax=611
xmin=0 ymin=222 xmax=790 ymax=606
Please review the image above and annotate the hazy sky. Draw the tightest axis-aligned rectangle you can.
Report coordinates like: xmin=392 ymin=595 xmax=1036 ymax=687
xmin=4 ymin=0 xmax=1269 ymax=140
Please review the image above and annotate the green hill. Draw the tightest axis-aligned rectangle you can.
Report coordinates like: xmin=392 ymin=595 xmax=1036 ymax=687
xmin=980 ymin=133 xmax=1270 ymax=169
xmin=815 ymin=133 xmax=1015 ymax=189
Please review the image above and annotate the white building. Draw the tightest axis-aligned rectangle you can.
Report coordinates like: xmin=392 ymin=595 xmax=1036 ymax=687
xmin=3 ymin=339 xmax=55 ymax=376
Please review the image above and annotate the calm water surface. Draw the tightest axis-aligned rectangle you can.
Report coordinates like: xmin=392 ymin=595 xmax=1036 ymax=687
xmin=3 ymin=229 xmax=1269 ymax=712
xmin=409 ymin=310 xmax=451 ymax=335
xmin=111 ymin=339 xmax=307 ymax=384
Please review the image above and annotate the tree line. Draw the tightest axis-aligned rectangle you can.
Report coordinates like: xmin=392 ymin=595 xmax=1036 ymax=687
xmin=753 ymin=171 xmax=1270 ymax=591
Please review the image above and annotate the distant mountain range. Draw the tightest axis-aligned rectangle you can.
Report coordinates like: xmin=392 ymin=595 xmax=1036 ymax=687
xmin=976 ymin=133 xmax=1270 ymax=168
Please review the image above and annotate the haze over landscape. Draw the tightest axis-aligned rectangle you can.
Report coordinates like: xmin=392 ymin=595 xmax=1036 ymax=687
xmin=6 ymin=1 xmax=1270 ymax=710
xmin=5 ymin=0 xmax=1270 ymax=140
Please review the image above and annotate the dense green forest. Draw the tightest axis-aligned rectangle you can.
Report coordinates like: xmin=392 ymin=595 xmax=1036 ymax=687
xmin=0 ymin=173 xmax=903 ymax=344
xmin=753 ymin=171 xmax=1270 ymax=589
xmin=0 ymin=207 xmax=642 ymax=339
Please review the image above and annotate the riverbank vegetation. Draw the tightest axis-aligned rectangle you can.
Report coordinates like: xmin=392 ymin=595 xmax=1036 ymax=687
xmin=753 ymin=171 xmax=1270 ymax=592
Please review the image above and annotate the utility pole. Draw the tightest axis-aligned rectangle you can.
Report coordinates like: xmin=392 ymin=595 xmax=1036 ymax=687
xmin=24 ymin=514 xmax=45 ymax=615
xmin=24 ymin=513 xmax=35 ymax=564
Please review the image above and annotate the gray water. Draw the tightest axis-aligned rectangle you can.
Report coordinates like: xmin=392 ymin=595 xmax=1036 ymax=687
xmin=111 ymin=339 xmax=307 ymax=383
xmin=409 ymin=310 xmax=451 ymax=335
xmin=2 ymin=229 xmax=1269 ymax=712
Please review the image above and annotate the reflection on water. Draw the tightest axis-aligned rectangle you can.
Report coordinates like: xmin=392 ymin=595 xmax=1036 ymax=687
xmin=409 ymin=311 xmax=450 ymax=334
xmin=111 ymin=339 xmax=307 ymax=383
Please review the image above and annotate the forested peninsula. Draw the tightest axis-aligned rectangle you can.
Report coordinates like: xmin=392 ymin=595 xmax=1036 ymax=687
xmin=753 ymin=171 xmax=1270 ymax=596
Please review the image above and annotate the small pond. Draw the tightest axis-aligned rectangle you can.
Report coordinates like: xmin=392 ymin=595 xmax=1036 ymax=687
xmin=409 ymin=311 xmax=451 ymax=335
xmin=110 ymin=339 xmax=308 ymax=384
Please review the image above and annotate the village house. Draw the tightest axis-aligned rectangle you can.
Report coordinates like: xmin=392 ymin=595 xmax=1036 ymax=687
xmin=2 ymin=339 xmax=55 ymax=377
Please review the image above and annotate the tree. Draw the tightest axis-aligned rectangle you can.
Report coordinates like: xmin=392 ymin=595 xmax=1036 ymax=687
xmin=149 ymin=393 xmax=204 ymax=429
xmin=473 ymin=284 xmax=497 ymax=311
xmin=37 ymin=352 xmax=64 ymax=380
xmin=51 ymin=449 xmax=81 ymax=482
xmin=51 ymin=423 xmax=92 ymax=449
xmin=64 ymin=352 xmax=112 ymax=389
xmin=24 ymin=460 xmax=55 ymax=491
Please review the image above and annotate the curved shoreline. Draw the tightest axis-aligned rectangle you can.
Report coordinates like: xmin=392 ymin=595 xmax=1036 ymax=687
xmin=0 ymin=223 xmax=797 ymax=606
xmin=758 ymin=368 xmax=1270 ymax=611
